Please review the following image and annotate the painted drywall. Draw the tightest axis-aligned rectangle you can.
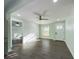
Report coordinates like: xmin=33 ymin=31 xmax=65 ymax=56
xmin=5 ymin=9 xmax=13 ymax=54
xmin=23 ymin=20 xmax=39 ymax=37
xmin=8 ymin=16 xmax=12 ymax=52
xmin=39 ymin=22 xmax=65 ymax=40
xmin=65 ymin=17 xmax=74 ymax=56
xmin=49 ymin=23 xmax=55 ymax=39
xmin=11 ymin=16 xmax=39 ymax=43
xmin=4 ymin=15 xmax=12 ymax=53
xmin=64 ymin=4 xmax=74 ymax=56
xmin=23 ymin=20 xmax=39 ymax=43
xmin=4 ymin=17 xmax=8 ymax=54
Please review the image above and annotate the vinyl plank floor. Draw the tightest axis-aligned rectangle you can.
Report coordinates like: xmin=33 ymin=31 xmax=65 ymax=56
xmin=5 ymin=39 xmax=73 ymax=59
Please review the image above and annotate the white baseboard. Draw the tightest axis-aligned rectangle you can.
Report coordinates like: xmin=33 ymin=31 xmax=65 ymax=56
xmin=65 ymin=40 xmax=74 ymax=57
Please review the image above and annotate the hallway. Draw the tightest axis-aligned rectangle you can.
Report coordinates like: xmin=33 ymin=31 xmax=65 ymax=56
xmin=6 ymin=39 xmax=73 ymax=59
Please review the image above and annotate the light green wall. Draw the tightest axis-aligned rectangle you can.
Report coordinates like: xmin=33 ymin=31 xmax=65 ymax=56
xmin=65 ymin=17 xmax=74 ymax=56
xmin=39 ymin=24 xmax=41 ymax=38
xmin=4 ymin=17 xmax=8 ymax=54
xmin=39 ymin=22 xmax=64 ymax=40
xmin=4 ymin=15 xmax=12 ymax=54
xmin=49 ymin=23 xmax=55 ymax=39
xmin=23 ymin=20 xmax=39 ymax=38
xmin=8 ymin=16 xmax=12 ymax=52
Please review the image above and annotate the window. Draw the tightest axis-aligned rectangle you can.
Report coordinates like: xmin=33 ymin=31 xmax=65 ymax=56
xmin=56 ymin=25 xmax=63 ymax=30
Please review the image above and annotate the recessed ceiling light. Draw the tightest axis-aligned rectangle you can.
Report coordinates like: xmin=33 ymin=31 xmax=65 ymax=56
xmin=53 ymin=0 xmax=58 ymax=3
xmin=17 ymin=14 xmax=21 ymax=16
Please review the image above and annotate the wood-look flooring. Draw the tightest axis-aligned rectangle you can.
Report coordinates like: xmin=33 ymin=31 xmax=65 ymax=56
xmin=5 ymin=39 xmax=73 ymax=59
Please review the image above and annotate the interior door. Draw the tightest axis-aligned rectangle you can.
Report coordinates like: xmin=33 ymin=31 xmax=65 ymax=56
xmin=54 ymin=22 xmax=65 ymax=41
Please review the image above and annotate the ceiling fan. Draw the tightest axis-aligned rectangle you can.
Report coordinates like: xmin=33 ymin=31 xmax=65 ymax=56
xmin=33 ymin=10 xmax=48 ymax=20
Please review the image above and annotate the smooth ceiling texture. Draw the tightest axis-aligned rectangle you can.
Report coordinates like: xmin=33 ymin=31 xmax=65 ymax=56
xmin=11 ymin=0 xmax=74 ymax=23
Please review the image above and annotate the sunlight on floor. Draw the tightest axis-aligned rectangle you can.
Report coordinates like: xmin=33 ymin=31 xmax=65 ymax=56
xmin=22 ymin=33 xmax=38 ymax=50
xmin=23 ymin=33 xmax=37 ymax=43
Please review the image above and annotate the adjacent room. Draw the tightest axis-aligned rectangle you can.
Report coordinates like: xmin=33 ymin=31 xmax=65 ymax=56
xmin=4 ymin=0 xmax=74 ymax=59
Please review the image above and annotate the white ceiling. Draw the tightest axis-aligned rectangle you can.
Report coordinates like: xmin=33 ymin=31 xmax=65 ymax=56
xmin=5 ymin=0 xmax=35 ymax=13
xmin=11 ymin=0 xmax=74 ymax=24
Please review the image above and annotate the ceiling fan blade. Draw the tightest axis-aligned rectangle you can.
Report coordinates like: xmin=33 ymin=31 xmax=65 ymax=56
xmin=41 ymin=19 xmax=48 ymax=20
xmin=33 ymin=12 xmax=41 ymax=16
xmin=33 ymin=11 xmax=48 ymax=20
xmin=38 ymin=15 xmax=48 ymax=20
xmin=39 ymin=16 xmax=42 ymax=20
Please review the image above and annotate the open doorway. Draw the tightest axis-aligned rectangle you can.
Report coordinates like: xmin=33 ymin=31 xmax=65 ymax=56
xmin=40 ymin=24 xmax=49 ymax=38
xmin=11 ymin=16 xmax=23 ymax=47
